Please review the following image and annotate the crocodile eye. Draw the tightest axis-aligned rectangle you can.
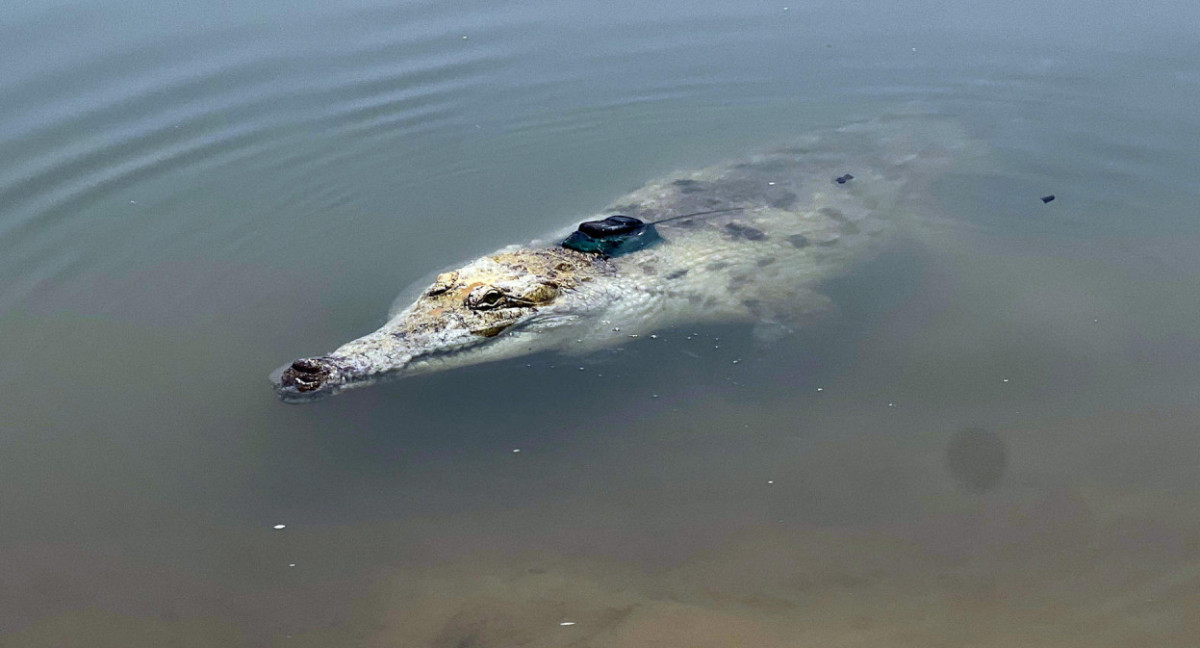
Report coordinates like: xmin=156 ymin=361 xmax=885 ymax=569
xmin=467 ymin=286 xmax=507 ymax=310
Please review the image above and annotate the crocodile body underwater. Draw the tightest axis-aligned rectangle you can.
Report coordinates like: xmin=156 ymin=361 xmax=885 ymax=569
xmin=273 ymin=115 xmax=969 ymax=402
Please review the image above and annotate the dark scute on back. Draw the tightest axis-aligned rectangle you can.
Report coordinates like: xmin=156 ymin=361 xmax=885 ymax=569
xmin=724 ymin=222 xmax=767 ymax=241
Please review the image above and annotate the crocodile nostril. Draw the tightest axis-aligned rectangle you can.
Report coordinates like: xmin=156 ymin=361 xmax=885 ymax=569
xmin=291 ymin=359 xmax=324 ymax=374
xmin=279 ymin=358 xmax=337 ymax=394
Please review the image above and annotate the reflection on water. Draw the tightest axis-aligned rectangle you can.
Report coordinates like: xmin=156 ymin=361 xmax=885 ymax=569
xmin=3 ymin=0 xmax=1200 ymax=646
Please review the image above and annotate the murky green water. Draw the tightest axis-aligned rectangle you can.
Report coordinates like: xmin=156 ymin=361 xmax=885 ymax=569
xmin=3 ymin=1 xmax=1199 ymax=645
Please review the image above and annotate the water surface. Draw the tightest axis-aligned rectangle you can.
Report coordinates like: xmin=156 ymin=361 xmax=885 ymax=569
xmin=2 ymin=0 xmax=1200 ymax=645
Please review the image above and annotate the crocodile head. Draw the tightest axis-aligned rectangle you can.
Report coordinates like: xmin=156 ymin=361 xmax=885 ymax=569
xmin=273 ymin=247 xmax=614 ymax=402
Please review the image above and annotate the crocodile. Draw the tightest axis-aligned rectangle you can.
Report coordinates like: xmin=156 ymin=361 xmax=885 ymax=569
xmin=273 ymin=114 xmax=968 ymax=402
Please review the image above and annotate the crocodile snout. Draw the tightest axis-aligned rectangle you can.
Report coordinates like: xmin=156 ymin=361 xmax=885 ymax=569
xmin=279 ymin=357 xmax=336 ymax=394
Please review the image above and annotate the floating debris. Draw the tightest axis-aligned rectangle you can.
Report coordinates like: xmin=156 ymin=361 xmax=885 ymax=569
xmin=1041 ymin=194 xmax=1055 ymax=204
xmin=835 ymin=173 xmax=854 ymax=184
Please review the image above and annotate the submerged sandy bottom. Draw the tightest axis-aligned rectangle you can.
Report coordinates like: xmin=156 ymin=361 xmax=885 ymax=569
xmin=13 ymin=408 xmax=1198 ymax=648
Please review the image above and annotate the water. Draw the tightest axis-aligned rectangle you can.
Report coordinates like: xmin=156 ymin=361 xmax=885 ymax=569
xmin=2 ymin=0 xmax=1199 ymax=645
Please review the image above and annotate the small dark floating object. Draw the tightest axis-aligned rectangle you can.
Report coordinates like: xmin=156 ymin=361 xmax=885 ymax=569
xmin=834 ymin=173 xmax=854 ymax=185
xmin=946 ymin=427 xmax=1007 ymax=493
xmin=577 ymin=214 xmax=642 ymax=238
xmin=1041 ymin=194 xmax=1056 ymax=204
xmin=786 ymin=233 xmax=810 ymax=248
xmin=562 ymin=215 xmax=661 ymax=257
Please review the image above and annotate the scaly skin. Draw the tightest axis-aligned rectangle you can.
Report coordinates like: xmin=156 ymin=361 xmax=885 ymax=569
xmin=273 ymin=114 xmax=968 ymax=402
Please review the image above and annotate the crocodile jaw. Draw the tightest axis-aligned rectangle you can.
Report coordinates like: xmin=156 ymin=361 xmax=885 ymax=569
xmin=273 ymin=248 xmax=613 ymax=402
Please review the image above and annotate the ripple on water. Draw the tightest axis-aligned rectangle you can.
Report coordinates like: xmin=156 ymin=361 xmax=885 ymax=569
xmin=0 ymin=7 xmax=523 ymax=313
